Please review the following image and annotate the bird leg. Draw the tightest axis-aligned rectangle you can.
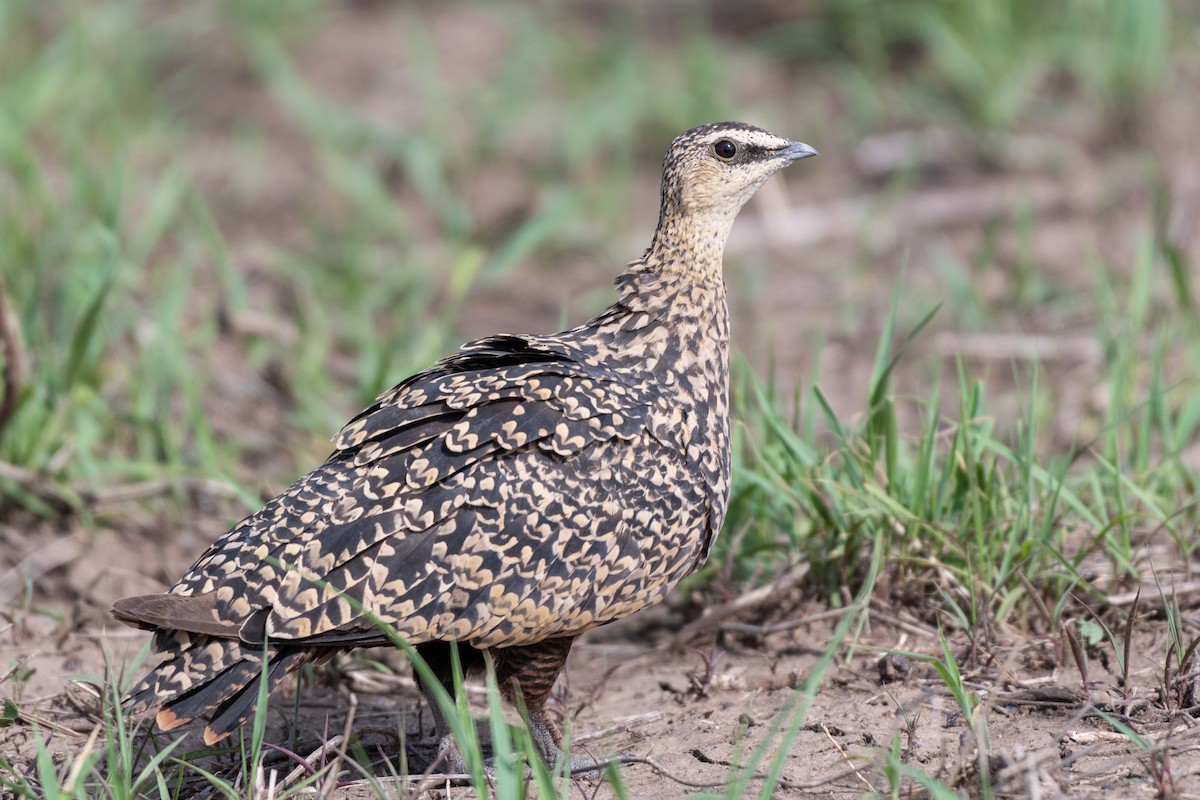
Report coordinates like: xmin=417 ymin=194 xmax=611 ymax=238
xmin=493 ymin=636 xmax=611 ymax=773
xmin=412 ymin=641 xmax=483 ymax=774
xmin=413 ymin=636 xmax=615 ymax=775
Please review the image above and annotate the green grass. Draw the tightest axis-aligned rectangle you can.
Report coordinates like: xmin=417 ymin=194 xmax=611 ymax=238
xmin=721 ymin=251 xmax=1200 ymax=623
xmin=2 ymin=0 xmax=1199 ymax=797
xmin=769 ymin=0 xmax=1177 ymax=144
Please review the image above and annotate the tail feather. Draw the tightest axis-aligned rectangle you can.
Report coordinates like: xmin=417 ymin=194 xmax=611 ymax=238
xmin=124 ymin=629 xmax=310 ymax=743
xmin=154 ymin=651 xmax=266 ymax=732
xmin=200 ymin=649 xmax=307 ymax=745
xmin=126 ymin=631 xmax=237 ymax=714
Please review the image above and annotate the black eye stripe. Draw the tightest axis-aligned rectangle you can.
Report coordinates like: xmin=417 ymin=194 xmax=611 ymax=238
xmin=711 ymin=141 xmax=781 ymax=162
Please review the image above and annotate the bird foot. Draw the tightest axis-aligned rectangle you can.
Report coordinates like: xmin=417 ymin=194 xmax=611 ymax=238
xmin=525 ymin=737 xmax=637 ymax=780
xmin=432 ymin=734 xmax=474 ymax=776
xmin=559 ymin=751 xmax=635 ymax=778
xmin=429 ymin=734 xmax=523 ymax=778
xmin=429 ymin=733 xmax=629 ymax=781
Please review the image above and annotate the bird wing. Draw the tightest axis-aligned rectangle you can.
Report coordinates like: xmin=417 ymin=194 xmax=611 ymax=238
xmin=117 ymin=334 xmax=654 ymax=647
xmin=337 ymin=334 xmax=649 ymax=462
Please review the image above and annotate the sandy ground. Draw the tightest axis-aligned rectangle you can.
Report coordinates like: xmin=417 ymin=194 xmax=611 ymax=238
xmin=3 ymin=4 xmax=1200 ymax=798
xmin=2 ymin=524 xmax=1199 ymax=797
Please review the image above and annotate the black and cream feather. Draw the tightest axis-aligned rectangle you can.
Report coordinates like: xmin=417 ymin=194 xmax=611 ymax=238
xmin=113 ymin=122 xmax=817 ymax=764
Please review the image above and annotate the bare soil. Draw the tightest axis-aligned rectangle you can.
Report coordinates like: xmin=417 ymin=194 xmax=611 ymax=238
xmin=3 ymin=522 xmax=1200 ymax=798
xmin=4 ymin=4 xmax=1200 ymax=798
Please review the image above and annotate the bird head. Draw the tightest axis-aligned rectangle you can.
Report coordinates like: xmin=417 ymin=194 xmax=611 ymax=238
xmin=657 ymin=122 xmax=817 ymax=225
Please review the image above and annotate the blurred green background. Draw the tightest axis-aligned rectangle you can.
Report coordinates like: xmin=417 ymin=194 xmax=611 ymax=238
xmin=3 ymin=3 xmax=1200 ymax=792
xmin=0 ymin=0 xmax=1196 ymax=577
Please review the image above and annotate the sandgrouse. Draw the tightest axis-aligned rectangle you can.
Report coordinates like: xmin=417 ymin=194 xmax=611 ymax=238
xmin=113 ymin=122 xmax=818 ymax=770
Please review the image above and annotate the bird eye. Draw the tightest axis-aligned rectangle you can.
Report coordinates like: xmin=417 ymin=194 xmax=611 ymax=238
xmin=713 ymin=139 xmax=738 ymax=161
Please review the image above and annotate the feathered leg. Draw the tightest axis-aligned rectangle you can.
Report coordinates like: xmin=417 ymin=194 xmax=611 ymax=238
xmin=412 ymin=641 xmax=485 ymax=773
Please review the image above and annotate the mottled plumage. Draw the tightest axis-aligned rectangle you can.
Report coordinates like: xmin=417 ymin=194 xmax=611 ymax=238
xmin=113 ymin=122 xmax=817 ymax=767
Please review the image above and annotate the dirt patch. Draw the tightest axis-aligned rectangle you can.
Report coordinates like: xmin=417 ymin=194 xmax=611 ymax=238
xmin=3 ymin=537 xmax=1199 ymax=798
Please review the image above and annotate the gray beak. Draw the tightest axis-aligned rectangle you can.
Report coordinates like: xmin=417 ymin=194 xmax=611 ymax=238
xmin=779 ymin=141 xmax=819 ymax=163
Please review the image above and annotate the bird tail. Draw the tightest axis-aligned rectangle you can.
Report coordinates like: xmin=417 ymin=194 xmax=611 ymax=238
xmin=125 ymin=630 xmax=308 ymax=746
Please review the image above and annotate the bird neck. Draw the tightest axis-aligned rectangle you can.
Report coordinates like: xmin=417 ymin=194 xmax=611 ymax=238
xmin=608 ymin=207 xmax=734 ymax=311
xmin=614 ymin=247 xmax=729 ymax=332
xmin=644 ymin=208 xmax=737 ymax=284
xmin=598 ymin=211 xmax=732 ymax=385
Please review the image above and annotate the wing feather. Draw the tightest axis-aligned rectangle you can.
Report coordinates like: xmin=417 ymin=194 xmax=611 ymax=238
xmin=121 ymin=335 xmax=653 ymax=650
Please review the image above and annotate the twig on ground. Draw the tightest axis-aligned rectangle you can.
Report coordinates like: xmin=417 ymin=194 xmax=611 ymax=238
xmin=1107 ymin=580 xmax=1200 ymax=607
xmin=0 ymin=536 xmax=83 ymax=605
xmin=629 ymin=755 xmax=866 ymax=791
xmin=1049 ymin=721 xmax=1199 ymax=784
xmin=0 ymin=700 xmax=84 ymax=737
xmin=572 ymin=711 xmax=663 ymax=744
xmin=992 ymin=688 xmax=1086 ymax=708
xmin=87 ymin=477 xmax=240 ymax=506
xmin=405 ymin=734 xmax=454 ymax=799
xmin=61 ymin=723 xmax=103 ymax=793
xmin=821 ymin=722 xmax=874 ymax=793
xmin=1063 ymin=619 xmax=1090 ymax=691
xmin=668 ymin=561 xmax=810 ymax=648
xmin=350 ymin=752 xmax=865 ymax=794
xmin=317 ymin=694 xmax=356 ymax=798
xmin=0 ymin=461 xmax=238 ymax=516
xmin=274 ymin=735 xmax=343 ymax=790
xmin=719 ymin=606 xmax=851 ymax=636
xmin=864 ymin=609 xmax=938 ymax=639
xmin=0 ymin=461 xmax=81 ymax=512
xmin=0 ymin=653 xmax=33 ymax=685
